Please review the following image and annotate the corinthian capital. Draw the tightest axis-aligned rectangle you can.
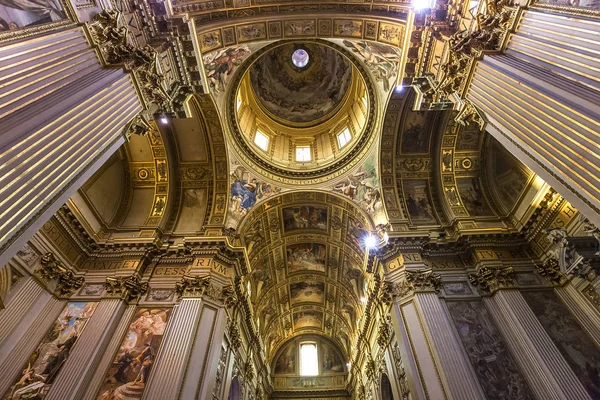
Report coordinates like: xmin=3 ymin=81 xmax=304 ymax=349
xmin=175 ymin=274 xmax=211 ymax=298
xmin=469 ymin=265 xmax=515 ymax=294
xmin=37 ymin=253 xmax=84 ymax=297
xmin=105 ymin=274 xmax=149 ymax=302
xmin=406 ymin=269 xmax=442 ymax=293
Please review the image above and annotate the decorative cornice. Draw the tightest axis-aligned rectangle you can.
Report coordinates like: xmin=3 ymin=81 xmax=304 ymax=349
xmin=37 ymin=253 xmax=84 ymax=297
xmin=104 ymin=274 xmax=149 ymax=302
xmin=469 ymin=265 xmax=515 ymax=294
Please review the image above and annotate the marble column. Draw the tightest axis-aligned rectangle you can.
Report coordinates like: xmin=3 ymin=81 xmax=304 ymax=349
xmin=484 ymin=289 xmax=590 ymax=399
xmin=0 ymin=27 xmax=141 ymax=267
xmin=0 ymin=295 xmax=65 ymax=395
xmin=45 ymin=299 xmax=129 ymax=400
xmin=142 ymin=294 xmax=227 ymax=400
xmin=467 ymin=9 xmax=600 ymax=224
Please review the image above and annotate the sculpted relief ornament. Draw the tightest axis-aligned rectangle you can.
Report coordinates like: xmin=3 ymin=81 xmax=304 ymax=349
xmin=36 ymin=253 xmax=84 ymax=297
xmin=469 ymin=265 xmax=515 ymax=294
xmin=86 ymin=10 xmax=171 ymax=110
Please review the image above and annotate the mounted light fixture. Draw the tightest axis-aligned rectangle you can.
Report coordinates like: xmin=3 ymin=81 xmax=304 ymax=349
xmin=364 ymin=234 xmax=377 ymax=249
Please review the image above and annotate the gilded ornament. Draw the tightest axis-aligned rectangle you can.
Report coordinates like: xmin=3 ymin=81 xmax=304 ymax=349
xmin=535 ymin=258 xmax=566 ymax=286
xmin=104 ymin=274 xmax=149 ymax=302
xmin=175 ymin=274 xmax=211 ymax=297
xmin=469 ymin=265 xmax=515 ymax=294
xmin=406 ymin=269 xmax=442 ymax=293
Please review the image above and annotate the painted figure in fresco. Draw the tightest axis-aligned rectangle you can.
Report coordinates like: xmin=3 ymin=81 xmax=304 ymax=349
xmin=132 ymin=344 xmax=154 ymax=385
xmin=342 ymin=40 xmax=401 ymax=91
xmin=41 ymin=334 xmax=78 ymax=382
xmin=204 ymin=46 xmax=251 ymax=92
xmin=113 ymin=352 xmax=134 ymax=383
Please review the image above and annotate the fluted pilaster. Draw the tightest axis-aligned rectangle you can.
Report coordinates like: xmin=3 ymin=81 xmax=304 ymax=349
xmin=0 ymin=296 xmax=65 ymax=394
xmin=142 ymin=297 xmax=227 ymax=400
xmin=555 ymin=284 xmax=600 ymax=348
xmin=485 ymin=290 xmax=590 ymax=399
xmin=0 ymin=27 xmax=141 ymax=266
xmin=467 ymin=9 xmax=600 ymax=224
xmin=81 ymin=304 xmax=136 ymax=400
xmin=0 ymin=277 xmax=46 ymax=342
xmin=142 ymin=299 xmax=202 ymax=400
xmin=414 ymin=293 xmax=485 ymax=400
xmin=46 ymin=299 xmax=127 ymax=400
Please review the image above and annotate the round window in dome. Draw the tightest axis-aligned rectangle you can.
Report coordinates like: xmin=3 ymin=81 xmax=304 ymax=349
xmin=291 ymin=48 xmax=309 ymax=68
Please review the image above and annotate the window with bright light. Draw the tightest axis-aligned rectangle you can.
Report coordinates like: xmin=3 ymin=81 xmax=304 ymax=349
xmin=300 ymin=342 xmax=318 ymax=376
xmin=254 ymin=131 xmax=269 ymax=151
xmin=337 ymin=128 xmax=352 ymax=148
xmin=296 ymin=146 xmax=311 ymax=162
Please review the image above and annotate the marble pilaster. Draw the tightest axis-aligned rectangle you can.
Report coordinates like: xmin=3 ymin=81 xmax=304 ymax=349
xmin=142 ymin=296 xmax=227 ymax=400
xmin=0 ymin=277 xmax=46 ymax=343
xmin=555 ymin=284 xmax=600 ymax=348
xmin=82 ymin=304 xmax=137 ymax=400
xmin=413 ymin=292 xmax=485 ymax=400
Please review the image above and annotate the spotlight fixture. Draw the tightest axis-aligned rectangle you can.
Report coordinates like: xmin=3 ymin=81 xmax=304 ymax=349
xmin=395 ymin=84 xmax=404 ymax=93
xmin=159 ymin=116 xmax=169 ymax=125
xmin=413 ymin=0 xmax=434 ymax=11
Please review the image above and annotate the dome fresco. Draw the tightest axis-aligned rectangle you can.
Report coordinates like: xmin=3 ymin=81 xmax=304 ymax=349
xmin=249 ymin=43 xmax=353 ymax=126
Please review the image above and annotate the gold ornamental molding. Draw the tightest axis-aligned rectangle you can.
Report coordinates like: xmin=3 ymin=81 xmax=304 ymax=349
xmin=175 ymin=274 xmax=211 ymax=298
xmin=36 ymin=253 xmax=84 ymax=297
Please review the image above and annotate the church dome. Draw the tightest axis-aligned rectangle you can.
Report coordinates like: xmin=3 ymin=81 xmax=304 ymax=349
xmin=229 ymin=40 xmax=377 ymax=182
xmin=249 ymin=43 xmax=353 ymax=127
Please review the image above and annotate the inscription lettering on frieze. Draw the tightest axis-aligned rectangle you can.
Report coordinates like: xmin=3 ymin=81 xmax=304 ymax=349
xmin=387 ymin=254 xmax=404 ymax=271
xmin=193 ymin=257 xmax=213 ymax=268
xmin=81 ymin=260 xmax=139 ymax=270
xmin=475 ymin=249 xmax=529 ymax=261
xmin=430 ymin=259 xmax=463 ymax=269
xmin=403 ymin=253 xmax=422 ymax=263
xmin=548 ymin=202 xmax=577 ymax=229
xmin=211 ymin=261 xmax=230 ymax=277
xmin=153 ymin=266 xmax=190 ymax=276
xmin=41 ymin=221 xmax=79 ymax=263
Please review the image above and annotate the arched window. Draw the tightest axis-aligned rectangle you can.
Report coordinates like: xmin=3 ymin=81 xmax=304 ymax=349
xmin=299 ymin=342 xmax=318 ymax=376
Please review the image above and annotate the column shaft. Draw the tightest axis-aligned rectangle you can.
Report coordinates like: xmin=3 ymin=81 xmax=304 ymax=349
xmin=46 ymin=299 xmax=127 ymax=400
xmin=485 ymin=290 xmax=589 ymax=399
xmin=0 ymin=296 xmax=65 ymax=395
xmin=0 ymin=27 xmax=141 ymax=266
xmin=0 ymin=277 xmax=46 ymax=343
xmin=142 ymin=299 xmax=203 ymax=400
xmin=467 ymin=10 xmax=600 ymax=224
xmin=414 ymin=293 xmax=485 ymax=400
xmin=555 ymin=284 xmax=600 ymax=348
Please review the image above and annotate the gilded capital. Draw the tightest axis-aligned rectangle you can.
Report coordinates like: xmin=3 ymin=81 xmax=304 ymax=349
xmin=469 ymin=265 xmax=515 ymax=294
xmin=175 ymin=274 xmax=211 ymax=298
xmin=37 ymin=253 xmax=84 ymax=297
xmin=104 ymin=274 xmax=149 ymax=302
xmin=406 ymin=269 xmax=442 ymax=293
